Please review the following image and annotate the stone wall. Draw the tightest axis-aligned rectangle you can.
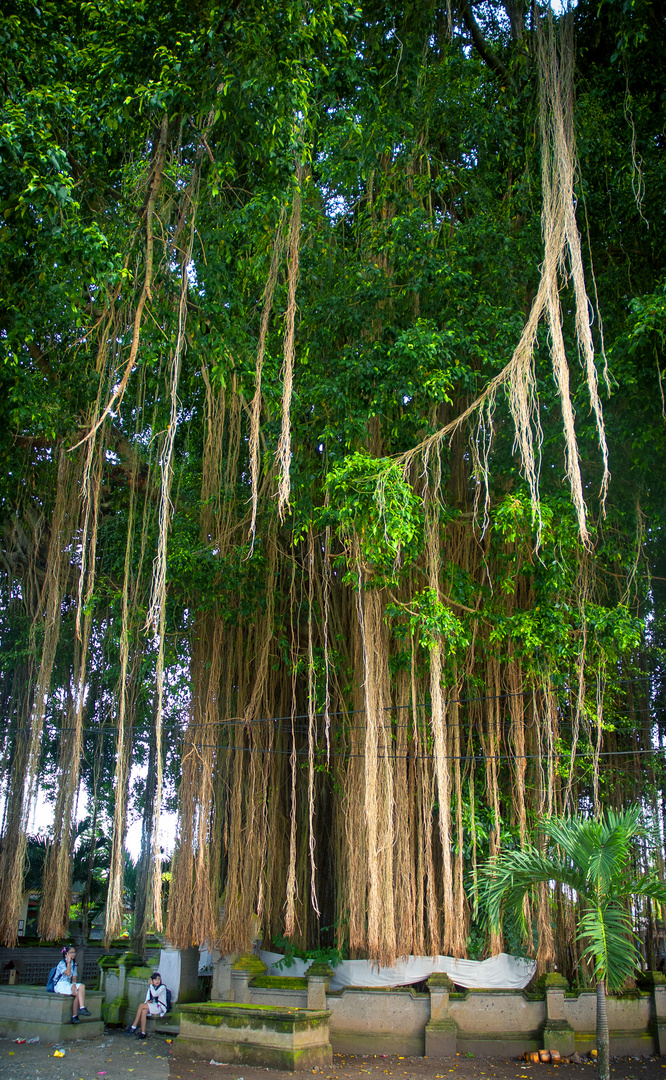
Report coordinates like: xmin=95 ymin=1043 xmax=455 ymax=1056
xmin=95 ymin=950 xmax=666 ymax=1059
xmin=207 ymin=960 xmax=666 ymax=1059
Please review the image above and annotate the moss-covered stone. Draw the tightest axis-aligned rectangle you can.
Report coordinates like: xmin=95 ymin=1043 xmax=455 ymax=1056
xmin=252 ymin=976 xmax=308 ymax=990
xmin=232 ymin=953 xmax=268 ymax=976
xmin=128 ymin=966 xmax=153 ymax=979
xmin=306 ymin=962 xmax=335 ymax=979
xmin=102 ymin=995 xmax=128 ymax=1024
xmin=97 ymin=954 xmax=121 ymax=971
xmin=174 ymin=1034 xmax=332 ymax=1071
xmin=637 ymin=971 xmax=666 ymax=988
xmin=428 ymin=974 xmax=455 ymax=990
xmin=120 ymin=954 xmax=144 ymax=972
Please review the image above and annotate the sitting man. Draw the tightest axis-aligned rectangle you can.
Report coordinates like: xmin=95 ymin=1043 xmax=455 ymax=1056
xmin=124 ymin=972 xmax=168 ymax=1039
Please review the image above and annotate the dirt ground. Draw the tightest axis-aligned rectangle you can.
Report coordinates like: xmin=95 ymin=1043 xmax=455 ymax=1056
xmin=2 ymin=1031 xmax=666 ymax=1080
xmin=170 ymin=1051 xmax=666 ymax=1080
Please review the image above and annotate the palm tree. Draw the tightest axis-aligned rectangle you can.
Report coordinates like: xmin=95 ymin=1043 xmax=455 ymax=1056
xmin=480 ymin=806 xmax=666 ymax=1080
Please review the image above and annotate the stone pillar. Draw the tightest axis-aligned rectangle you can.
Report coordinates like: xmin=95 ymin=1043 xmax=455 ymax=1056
xmin=102 ymin=951 xmax=139 ymax=1025
xmin=425 ymin=974 xmax=457 ymax=1056
xmin=307 ymin=962 xmax=334 ymax=1010
xmin=119 ymin=952 xmax=141 ymax=999
xmin=212 ymin=952 xmax=237 ymax=1002
xmin=542 ymin=973 xmax=575 ymax=1056
xmin=179 ymin=947 xmax=201 ymax=1004
xmin=638 ymin=970 xmax=666 ymax=1054
xmin=159 ymin=946 xmax=201 ymax=1004
xmin=231 ymin=953 xmax=267 ymax=1004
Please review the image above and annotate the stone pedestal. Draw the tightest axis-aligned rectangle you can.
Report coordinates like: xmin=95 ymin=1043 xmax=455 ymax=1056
xmin=231 ymin=953 xmax=268 ymax=1004
xmin=99 ymin=950 xmax=140 ymax=1024
xmin=307 ymin=962 xmax=334 ymax=1010
xmin=426 ymin=973 xmax=458 ymax=1056
xmin=542 ymin=973 xmax=575 ymax=1056
xmin=179 ymin=946 xmax=201 ymax=1003
xmin=158 ymin=946 xmax=201 ymax=1004
xmin=0 ymin=985 xmax=104 ymax=1042
xmin=212 ymin=951 xmax=237 ymax=1001
xmin=175 ymin=1002 xmax=333 ymax=1071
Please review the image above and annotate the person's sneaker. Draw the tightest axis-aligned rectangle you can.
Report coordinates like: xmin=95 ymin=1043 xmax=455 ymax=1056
xmin=124 ymin=1025 xmax=136 ymax=1035
xmin=71 ymin=1015 xmax=80 ymax=1024
xmin=79 ymin=1007 xmax=92 ymax=1016
xmin=136 ymin=1031 xmax=147 ymax=1040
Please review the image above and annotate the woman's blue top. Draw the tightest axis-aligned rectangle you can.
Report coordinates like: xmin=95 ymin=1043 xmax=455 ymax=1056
xmin=54 ymin=958 xmax=77 ymax=988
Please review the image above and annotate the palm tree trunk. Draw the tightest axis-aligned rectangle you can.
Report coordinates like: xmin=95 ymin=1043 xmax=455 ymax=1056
xmin=596 ymin=978 xmax=610 ymax=1080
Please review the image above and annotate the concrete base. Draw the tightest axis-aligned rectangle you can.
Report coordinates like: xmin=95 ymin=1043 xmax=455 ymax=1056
xmin=543 ymin=1021 xmax=575 ymax=1057
xmin=457 ymin=1034 xmax=542 ymax=1058
xmin=0 ymin=985 xmax=104 ymax=1042
xmin=332 ymin=1031 xmax=425 ymax=1057
xmin=573 ymin=1030 xmax=656 ymax=1057
xmin=651 ymin=1020 xmax=666 ymax=1056
xmin=425 ymin=1019 xmax=457 ymax=1056
xmin=147 ymin=1010 xmax=177 ymax=1033
xmin=174 ymin=1001 xmax=332 ymax=1072
xmin=102 ymin=995 xmax=128 ymax=1024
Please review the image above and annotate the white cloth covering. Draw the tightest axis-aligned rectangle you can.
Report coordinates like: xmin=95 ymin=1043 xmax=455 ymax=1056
xmin=258 ymin=950 xmax=536 ymax=991
xmin=157 ymin=950 xmax=180 ymax=1003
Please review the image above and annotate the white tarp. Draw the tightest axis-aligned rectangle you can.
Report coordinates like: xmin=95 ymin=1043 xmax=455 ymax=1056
xmin=158 ymin=948 xmax=182 ymax=1002
xmin=258 ymin=950 xmax=536 ymax=991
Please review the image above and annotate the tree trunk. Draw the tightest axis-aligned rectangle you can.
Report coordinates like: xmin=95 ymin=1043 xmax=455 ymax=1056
xmin=132 ymin=729 xmax=157 ymax=956
xmin=596 ymin=979 xmax=610 ymax=1080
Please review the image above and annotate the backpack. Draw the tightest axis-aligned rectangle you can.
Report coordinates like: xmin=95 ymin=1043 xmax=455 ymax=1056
xmin=150 ymin=983 xmax=171 ymax=1012
xmin=46 ymin=966 xmax=58 ymax=992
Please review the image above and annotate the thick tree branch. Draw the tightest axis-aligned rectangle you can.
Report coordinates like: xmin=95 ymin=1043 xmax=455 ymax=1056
xmin=459 ymin=0 xmax=509 ymax=81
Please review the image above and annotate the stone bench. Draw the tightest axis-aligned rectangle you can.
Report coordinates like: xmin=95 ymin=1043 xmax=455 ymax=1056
xmin=145 ymin=1008 xmax=179 ymax=1035
xmin=174 ymin=1001 xmax=332 ymax=1071
xmin=0 ymin=985 xmax=104 ymax=1041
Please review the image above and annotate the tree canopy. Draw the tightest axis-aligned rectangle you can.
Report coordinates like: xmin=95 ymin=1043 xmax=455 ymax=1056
xmin=1 ymin=0 xmax=665 ymax=977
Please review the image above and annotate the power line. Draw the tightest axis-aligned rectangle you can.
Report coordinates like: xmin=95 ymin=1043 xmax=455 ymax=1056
xmin=151 ymin=741 xmax=666 ymax=764
xmin=23 ymin=675 xmax=664 ymax=738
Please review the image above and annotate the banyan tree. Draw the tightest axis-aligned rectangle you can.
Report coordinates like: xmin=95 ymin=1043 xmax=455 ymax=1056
xmin=1 ymin=0 xmax=665 ymax=982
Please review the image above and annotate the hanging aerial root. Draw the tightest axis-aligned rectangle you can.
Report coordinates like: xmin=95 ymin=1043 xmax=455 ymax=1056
xmin=275 ymin=163 xmax=304 ymax=523
xmin=284 ymin=553 xmax=300 ymax=938
xmin=39 ymin=432 xmax=103 ymax=940
xmin=0 ymin=446 xmax=78 ymax=946
xmin=166 ymin=616 xmax=221 ymax=948
xmin=105 ymin=483 xmax=139 ymax=944
xmin=384 ymin=12 xmax=607 ymax=547
xmin=248 ymin=208 xmax=288 ymax=549
xmin=424 ymin=509 xmax=455 ymax=955
xmin=355 ymin=559 xmax=397 ymax=967
xmin=71 ymin=116 xmax=169 ymax=451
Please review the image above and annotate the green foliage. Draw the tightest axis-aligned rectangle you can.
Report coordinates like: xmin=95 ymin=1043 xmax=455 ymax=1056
xmin=388 ymin=587 xmax=470 ymax=652
xmin=272 ymin=932 xmax=347 ymax=971
xmin=324 ymin=451 xmax=424 ymax=579
xmin=481 ymin=807 xmax=666 ymax=991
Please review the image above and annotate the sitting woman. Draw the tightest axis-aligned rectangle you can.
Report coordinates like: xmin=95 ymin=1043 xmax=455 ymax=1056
xmin=53 ymin=945 xmax=90 ymax=1024
xmin=125 ymin=972 xmax=168 ymax=1039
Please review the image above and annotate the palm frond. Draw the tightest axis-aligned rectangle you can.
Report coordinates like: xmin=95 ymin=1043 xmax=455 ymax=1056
xmin=625 ymin=875 xmax=666 ymax=911
xmin=586 ymin=828 xmax=632 ymax=895
xmin=543 ymin=816 xmax=600 ymax=873
xmin=601 ymin=806 xmax=643 ymax=842
xmin=578 ymin=904 xmax=640 ymax=991
xmin=480 ymin=848 xmax=587 ymax=931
